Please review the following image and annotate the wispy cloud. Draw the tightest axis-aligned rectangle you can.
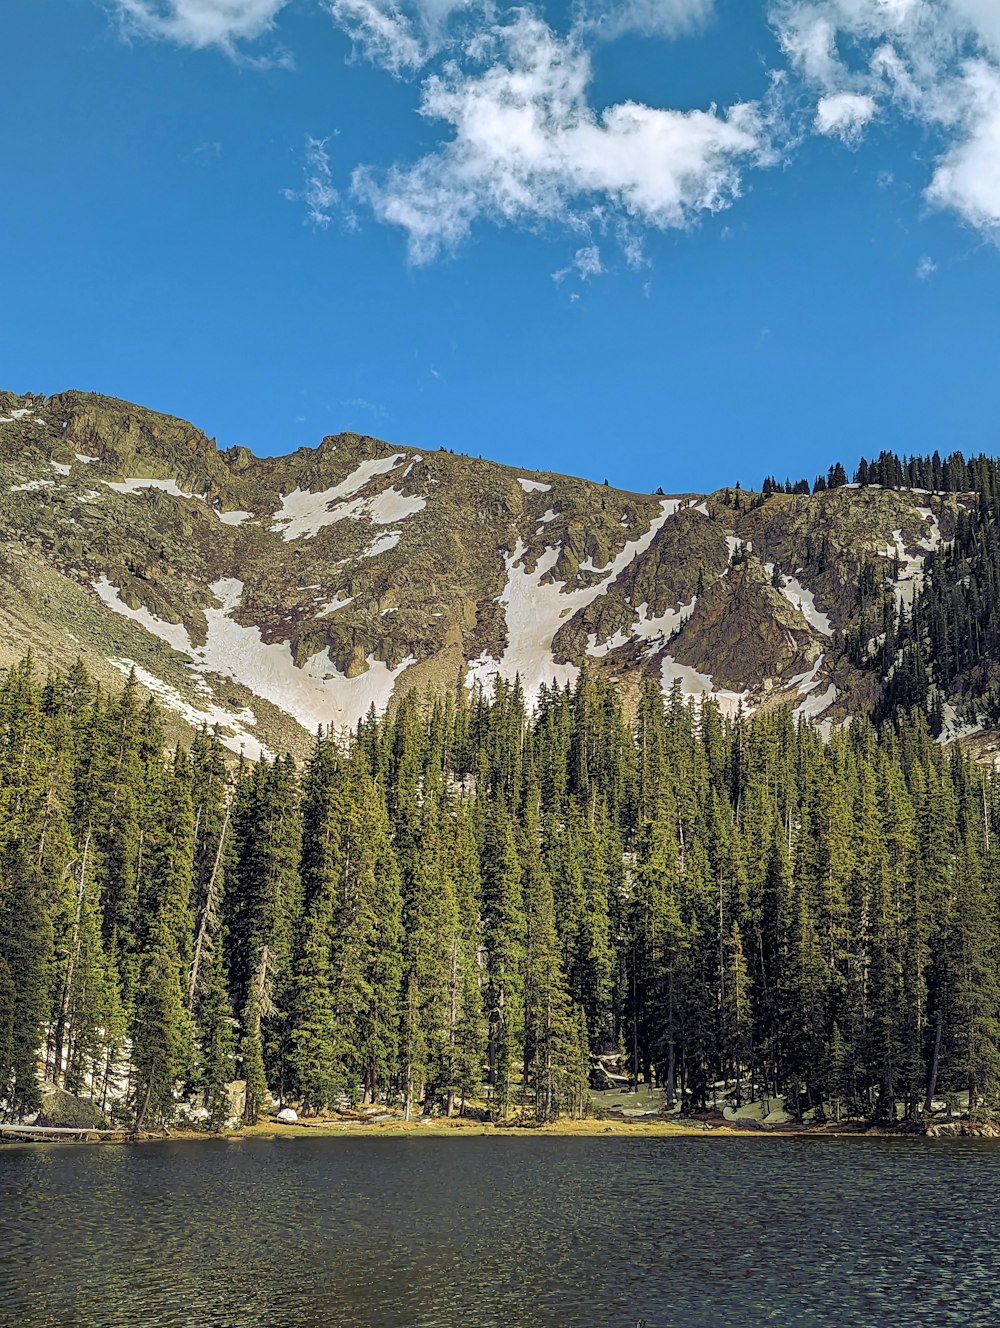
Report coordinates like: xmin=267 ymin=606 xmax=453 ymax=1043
xmin=552 ymin=244 xmax=605 ymax=283
xmin=580 ymin=0 xmax=715 ymax=43
xmin=770 ymin=0 xmax=1000 ymax=237
xmin=351 ymin=12 xmax=772 ymax=263
xmin=342 ymin=396 xmax=387 ymax=416
xmin=284 ymin=137 xmax=340 ymax=228
xmin=326 ymin=0 xmax=475 ymax=72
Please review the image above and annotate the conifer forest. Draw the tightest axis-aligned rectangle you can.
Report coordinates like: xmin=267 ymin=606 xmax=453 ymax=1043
xmin=3 ymin=653 xmax=1000 ymax=1130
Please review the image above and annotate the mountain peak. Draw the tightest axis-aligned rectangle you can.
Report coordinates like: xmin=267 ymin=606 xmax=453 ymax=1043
xmin=0 ymin=388 xmax=990 ymax=760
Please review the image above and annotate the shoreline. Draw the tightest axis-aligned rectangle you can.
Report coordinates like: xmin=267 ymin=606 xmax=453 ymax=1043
xmin=4 ymin=1114 xmax=994 ymax=1146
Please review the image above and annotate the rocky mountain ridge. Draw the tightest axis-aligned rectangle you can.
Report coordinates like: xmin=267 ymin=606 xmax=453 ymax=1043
xmin=0 ymin=389 xmax=981 ymax=758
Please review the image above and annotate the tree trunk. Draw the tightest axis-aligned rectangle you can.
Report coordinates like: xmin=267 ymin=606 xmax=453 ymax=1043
xmin=53 ymin=830 xmax=91 ymax=1085
xmin=923 ymin=1009 xmax=942 ymax=1115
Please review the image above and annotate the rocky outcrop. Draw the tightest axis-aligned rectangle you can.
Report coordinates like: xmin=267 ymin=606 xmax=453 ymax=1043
xmin=0 ymin=388 xmax=979 ymax=756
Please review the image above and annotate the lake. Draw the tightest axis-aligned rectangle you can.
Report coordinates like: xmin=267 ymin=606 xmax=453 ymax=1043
xmin=2 ymin=1135 xmax=999 ymax=1326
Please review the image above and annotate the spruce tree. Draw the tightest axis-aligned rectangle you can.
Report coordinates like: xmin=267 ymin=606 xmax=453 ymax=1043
xmin=0 ymin=843 xmax=53 ymax=1118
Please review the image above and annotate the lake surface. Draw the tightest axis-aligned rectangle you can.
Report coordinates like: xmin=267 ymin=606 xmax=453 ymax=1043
xmin=2 ymin=1135 xmax=999 ymax=1327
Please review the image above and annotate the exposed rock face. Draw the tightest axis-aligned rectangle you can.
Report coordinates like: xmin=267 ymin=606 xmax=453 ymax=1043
xmin=0 ymin=389 xmax=972 ymax=754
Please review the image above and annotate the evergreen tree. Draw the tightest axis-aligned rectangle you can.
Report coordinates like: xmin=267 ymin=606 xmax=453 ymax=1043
xmin=0 ymin=843 xmax=53 ymax=1118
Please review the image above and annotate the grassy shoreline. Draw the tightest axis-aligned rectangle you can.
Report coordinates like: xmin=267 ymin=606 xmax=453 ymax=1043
xmin=6 ymin=1106 xmax=997 ymax=1145
xmin=0 ymin=1118 xmax=975 ymax=1145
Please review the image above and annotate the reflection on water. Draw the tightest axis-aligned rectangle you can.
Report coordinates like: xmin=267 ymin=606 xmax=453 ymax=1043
xmin=1 ymin=1136 xmax=999 ymax=1327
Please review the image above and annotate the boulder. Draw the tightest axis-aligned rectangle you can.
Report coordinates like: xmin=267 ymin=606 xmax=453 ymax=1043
xmin=225 ymin=1080 xmax=246 ymax=1118
xmin=37 ymin=1084 xmax=107 ymax=1130
xmin=276 ymin=1107 xmax=298 ymax=1124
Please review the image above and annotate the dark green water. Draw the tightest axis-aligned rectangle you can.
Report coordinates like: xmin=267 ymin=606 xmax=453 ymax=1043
xmin=2 ymin=1135 xmax=999 ymax=1327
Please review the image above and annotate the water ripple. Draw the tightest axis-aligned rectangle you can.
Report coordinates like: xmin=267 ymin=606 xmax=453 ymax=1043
xmin=1 ymin=1136 xmax=999 ymax=1327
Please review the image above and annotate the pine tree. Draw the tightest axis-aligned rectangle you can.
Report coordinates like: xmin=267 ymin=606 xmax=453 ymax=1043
xmin=520 ymin=802 xmax=573 ymax=1119
xmin=131 ymin=915 xmax=188 ymax=1128
xmin=480 ymin=800 xmax=525 ymax=1118
xmin=195 ymin=936 xmax=236 ymax=1131
xmin=0 ymin=843 xmax=53 ymax=1118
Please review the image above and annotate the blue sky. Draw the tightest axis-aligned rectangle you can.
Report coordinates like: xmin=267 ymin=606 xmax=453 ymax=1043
xmin=2 ymin=0 xmax=1000 ymax=493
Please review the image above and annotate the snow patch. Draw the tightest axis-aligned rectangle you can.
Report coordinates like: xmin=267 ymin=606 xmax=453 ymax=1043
xmin=365 ymin=531 xmax=402 ymax=557
xmin=518 ymin=477 xmax=551 ymax=493
xmin=74 ymin=452 xmax=98 ymax=465
xmin=884 ymin=528 xmax=928 ymax=610
xmin=218 ymin=509 xmax=252 ymax=526
xmin=50 ymin=462 xmax=71 ymax=477
xmin=537 ymin=508 xmax=557 ymax=525
xmin=659 ymin=656 xmax=749 ymax=719
xmin=93 ymin=577 xmax=414 ymax=735
xmin=469 ymin=499 xmax=682 ymax=703
xmin=915 ymin=507 xmax=943 ymax=553
xmin=105 ymin=477 xmax=199 ymax=499
xmin=92 ymin=578 xmax=191 ymax=652
xmin=939 ymin=702 xmax=984 ymax=745
xmin=779 ymin=575 xmax=833 ymax=637
xmin=794 ymin=684 xmax=838 ymax=722
xmin=10 ymin=478 xmax=54 ymax=493
xmin=317 ymin=594 xmax=355 ymax=618
xmin=0 ymin=408 xmax=31 ymax=422
xmin=787 ymin=654 xmax=825 ymax=697
xmin=269 ymin=455 xmax=406 ymax=540
xmin=107 ymin=659 xmax=270 ymax=760
xmin=365 ymin=488 xmax=426 ymax=524
xmin=586 ymin=597 xmax=696 ymax=659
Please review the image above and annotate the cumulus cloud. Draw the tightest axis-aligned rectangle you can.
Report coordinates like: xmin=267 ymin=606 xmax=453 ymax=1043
xmin=112 ymin=0 xmax=1000 ymax=259
xmin=114 ymin=0 xmax=289 ymax=53
xmin=352 ymin=13 xmax=771 ymax=262
xmin=771 ymin=0 xmax=1000 ymax=235
xmin=925 ymin=59 xmax=1000 ymax=231
xmin=815 ymin=91 xmax=877 ymax=141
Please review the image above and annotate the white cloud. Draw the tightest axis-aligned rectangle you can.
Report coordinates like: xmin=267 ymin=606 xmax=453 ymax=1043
xmin=815 ymin=91 xmax=877 ymax=141
xmin=583 ymin=0 xmax=715 ymax=43
xmin=916 ymin=254 xmax=937 ymax=278
xmin=926 ymin=59 xmax=1000 ymax=231
xmin=284 ymin=136 xmax=340 ymax=228
xmin=326 ymin=0 xmax=473 ymax=71
xmin=552 ymin=244 xmax=605 ymax=282
xmin=327 ymin=0 xmax=426 ymax=71
xmin=620 ymin=228 xmax=649 ymax=268
xmin=951 ymin=0 xmax=1000 ymax=58
xmin=114 ymin=0 xmax=289 ymax=53
xmin=771 ymin=0 xmax=1000 ymax=235
xmin=352 ymin=12 xmax=770 ymax=262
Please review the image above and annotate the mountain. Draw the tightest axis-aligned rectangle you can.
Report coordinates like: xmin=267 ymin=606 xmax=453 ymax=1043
xmin=0 ymin=388 xmax=991 ymax=757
